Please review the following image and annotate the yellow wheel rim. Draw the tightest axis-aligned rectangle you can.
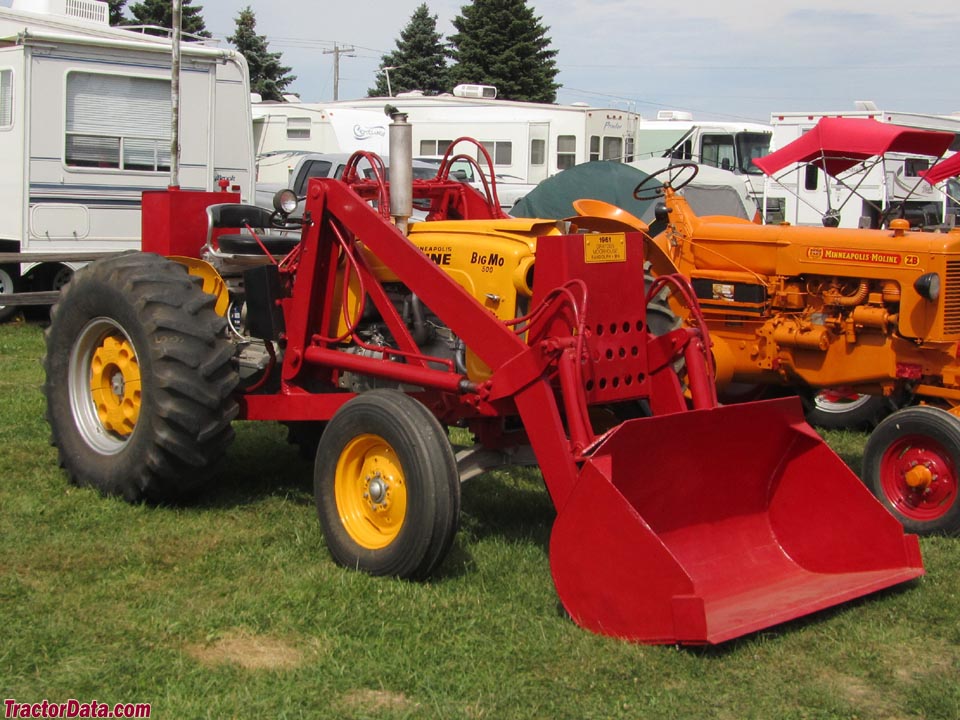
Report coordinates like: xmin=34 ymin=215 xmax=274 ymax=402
xmin=334 ymin=433 xmax=407 ymax=549
xmin=90 ymin=334 xmax=141 ymax=437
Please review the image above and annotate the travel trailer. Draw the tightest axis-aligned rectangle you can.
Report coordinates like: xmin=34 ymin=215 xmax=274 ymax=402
xmin=761 ymin=104 xmax=960 ymax=228
xmin=252 ymin=87 xmax=645 ymax=187
xmin=0 ymin=0 xmax=255 ymax=319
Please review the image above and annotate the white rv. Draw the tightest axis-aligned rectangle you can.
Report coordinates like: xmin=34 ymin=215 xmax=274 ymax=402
xmin=762 ymin=105 xmax=960 ymax=228
xmin=252 ymin=102 xmax=391 ymax=185
xmin=632 ymin=110 xmax=773 ymax=198
xmin=251 ymin=86 xmax=645 ymax=188
xmin=0 ymin=0 xmax=255 ymax=319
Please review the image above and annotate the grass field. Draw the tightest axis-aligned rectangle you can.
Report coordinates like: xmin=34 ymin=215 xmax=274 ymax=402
xmin=1 ymin=319 xmax=958 ymax=719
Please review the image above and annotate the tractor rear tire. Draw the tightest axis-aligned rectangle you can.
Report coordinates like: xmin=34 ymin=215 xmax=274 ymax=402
xmin=862 ymin=406 xmax=960 ymax=535
xmin=43 ymin=252 xmax=239 ymax=503
xmin=314 ymin=390 xmax=460 ymax=580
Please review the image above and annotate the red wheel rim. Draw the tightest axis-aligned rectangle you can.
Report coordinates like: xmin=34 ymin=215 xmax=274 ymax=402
xmin=879 ymin=434 xmax=959 ymax=521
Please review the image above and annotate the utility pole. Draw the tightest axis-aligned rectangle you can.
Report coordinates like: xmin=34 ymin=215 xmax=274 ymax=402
xmin=323 ymin=42 xmax=355 ymax=100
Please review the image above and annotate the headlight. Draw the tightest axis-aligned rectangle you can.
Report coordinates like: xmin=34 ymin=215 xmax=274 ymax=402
xmin=914 ymin=272 xmax=941 ymax=302
xmin=273 ymin=189 xmax=299 ymax=215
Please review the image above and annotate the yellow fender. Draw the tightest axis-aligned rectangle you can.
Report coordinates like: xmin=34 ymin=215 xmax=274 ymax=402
xmin=170 ymin=256 xmax=230 ymax=317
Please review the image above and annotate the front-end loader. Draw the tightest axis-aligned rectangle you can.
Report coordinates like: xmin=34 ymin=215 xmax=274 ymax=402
xmin=41 ymin=117 xmax=923 ymax=645
xmin=570 ymin=162 xmax=960 ymax=536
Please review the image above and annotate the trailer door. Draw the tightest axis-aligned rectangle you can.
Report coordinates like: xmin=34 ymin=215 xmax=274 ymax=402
xmin=528 ymin=123 xmax=548 ymax=184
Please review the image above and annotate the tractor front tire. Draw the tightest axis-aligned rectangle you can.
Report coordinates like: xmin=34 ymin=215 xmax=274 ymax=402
xmin=315 ymin=390 xmax=460 ymax=580
xmin=805 ymin=391 xmax=894 ymax=430
xmin=43 ymin=253 xmax=239 ymax=503
xmin=862 ymin=406 xmax=960 ymax=535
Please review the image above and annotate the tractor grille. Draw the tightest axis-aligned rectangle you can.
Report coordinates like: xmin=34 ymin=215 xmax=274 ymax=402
xmin=944 ymin=261 xmax=960 ymax=334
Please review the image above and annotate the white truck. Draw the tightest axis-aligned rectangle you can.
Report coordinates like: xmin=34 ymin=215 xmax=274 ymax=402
xmin=632 ymin=111 xmax=773 ymax=199
xmin=0 ymin=0 xmax=255 ymax=320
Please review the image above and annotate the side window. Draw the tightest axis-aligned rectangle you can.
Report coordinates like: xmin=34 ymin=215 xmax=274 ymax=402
xmin=701 ymin=134 xmax=735 ymax=170
xmin=557 ymin=135 xmax=576 ymax=170
xmin=286 ymin=117 xmax=311 ymax=140
xmin=294 ymin=159 xmax=333 ymax=194
xmin=602 ymin=136 xmax=623 ymax=161
xmin=420 ymin=139 xmax=455 ymax=156
xmin=65 ymin=72 xmax=171 ymax=171
xmin=804 ymin=163 xmax=819 ymax=191
xmin=670 ymin=140 xmax=693 ymax=161
xmin=589 ymin=135 xmax=600 ymax=161
xmin=904 ymin=157 xmax=930 ymax=177
xmin=624 ymin=137 xmax=635 ymax=163
xmin=0 ymin=69 xmax=13 ymax=129
xmin=530 ymin=138 xmax=546 ymax=166
xmin=479 ymin=141 xmax=512 ymax=166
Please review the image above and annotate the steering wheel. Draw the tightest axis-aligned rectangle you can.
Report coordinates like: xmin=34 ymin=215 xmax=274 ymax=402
xmin=633 ymin=162 xmax=700 ymax=201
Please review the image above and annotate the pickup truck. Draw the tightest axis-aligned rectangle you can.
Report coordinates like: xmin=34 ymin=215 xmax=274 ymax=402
xmin=255 ymin=152 xmax=535 ymax=214
xmin=255 ymin=153 xmax=441 ymax=212
xmin=413 ymin=156 xmax=536 ymax=211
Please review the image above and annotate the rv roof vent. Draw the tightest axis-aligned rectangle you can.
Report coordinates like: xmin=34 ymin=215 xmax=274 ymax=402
xmin=571 ymin=102 xmax=590 ymax=107
xmin=656 ymin=110 xmax=693 ymax=121
xmin=12 ymin=0 xmax=109 ymax=24
xmin=854 ymin=100 xmax=879 ymax=111
xmin=396 ymin=90 xmax=425 ymax=98
xmin=453 ymin=84 xmax=497 ymax=99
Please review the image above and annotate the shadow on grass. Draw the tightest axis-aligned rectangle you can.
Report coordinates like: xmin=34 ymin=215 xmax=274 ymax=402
xmin=678 ymin=578 xmax=922 ymax=658
xmin=193 ymin=421 xmax=315 ymax=510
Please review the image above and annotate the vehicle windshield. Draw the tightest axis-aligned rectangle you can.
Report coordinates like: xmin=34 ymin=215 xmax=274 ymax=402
xmin=737 ymin=132 xmax=772 ymax=175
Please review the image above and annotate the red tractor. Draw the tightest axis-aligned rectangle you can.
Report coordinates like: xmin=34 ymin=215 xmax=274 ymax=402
xmin=42 ymin=116 xmax=923 ymax=645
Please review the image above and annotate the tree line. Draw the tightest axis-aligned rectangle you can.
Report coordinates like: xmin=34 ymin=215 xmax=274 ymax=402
xmin=106 ymin=0 xmax=559 ymax=103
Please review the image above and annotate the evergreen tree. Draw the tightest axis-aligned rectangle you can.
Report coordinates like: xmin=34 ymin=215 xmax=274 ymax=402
xmin=106 ymin=0 xmax=126 ymax=26
xmin=368 ymin=4 xmax=449 ymax=97
xmin=228 ymin=7 xmax=296 ymax=102
xmin=126 ymin=0 xmax=211 ymax=38
xmin=448 ymin=0 xmax=560 ymax=103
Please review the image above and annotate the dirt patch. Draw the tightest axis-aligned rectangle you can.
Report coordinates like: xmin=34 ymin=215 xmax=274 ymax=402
xmin=828 ymin=672 xmax=902 ymax=720
xmin=186 ymin=631 xmax=306 ymax=670
xmin=340 ymin=689 xmax=415 ymax=713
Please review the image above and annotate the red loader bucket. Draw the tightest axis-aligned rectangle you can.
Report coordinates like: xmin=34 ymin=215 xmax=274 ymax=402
xmin=550 ymin=397 xmax=924 ymax=645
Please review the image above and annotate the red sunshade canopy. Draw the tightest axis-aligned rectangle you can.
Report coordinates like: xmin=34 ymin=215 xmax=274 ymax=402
xmin=753 ymin=117 xmax=954 ymax=178
xmin=921 ymin=153 xmax=960 ymax=185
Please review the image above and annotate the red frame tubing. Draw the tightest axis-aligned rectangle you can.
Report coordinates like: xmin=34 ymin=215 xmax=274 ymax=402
xmin=246 ymin=177 xmax=585 ymax=506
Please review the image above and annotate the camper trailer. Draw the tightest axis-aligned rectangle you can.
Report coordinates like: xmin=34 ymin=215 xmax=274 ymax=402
xmin=252 ymin=87 xmax=645 ymax=187
xmin=762 ymin=105 xmax=960 ymax=228
xmin=0 ymin=0 xmax=255 ymax=319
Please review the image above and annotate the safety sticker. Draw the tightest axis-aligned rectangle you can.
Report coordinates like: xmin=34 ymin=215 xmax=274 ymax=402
xmin=584 ymin=233 xmax=626 ymax=264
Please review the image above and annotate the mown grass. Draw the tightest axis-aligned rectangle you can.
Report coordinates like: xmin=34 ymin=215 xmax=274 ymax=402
xmin=1 ymin=320 xmax=958 ymax=719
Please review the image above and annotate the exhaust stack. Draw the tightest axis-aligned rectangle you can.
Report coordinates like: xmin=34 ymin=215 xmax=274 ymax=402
xmin=387 ymin=110 xmax=413 ymax=235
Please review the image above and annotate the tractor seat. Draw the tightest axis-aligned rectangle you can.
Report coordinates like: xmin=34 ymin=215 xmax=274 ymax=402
xmin=206 ymin=203 xmax=301 ymax=256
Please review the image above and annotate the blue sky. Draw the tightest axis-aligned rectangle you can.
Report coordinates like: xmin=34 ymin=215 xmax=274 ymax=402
xmin=5 ymin=0 xmax=959 ymax=123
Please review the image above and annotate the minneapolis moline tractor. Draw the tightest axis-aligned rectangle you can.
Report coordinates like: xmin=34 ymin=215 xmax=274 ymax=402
xmin=572 ymin=163 xmax=960 ymax=537
xmin=43 ymin=117 xmax=924 ymax=645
